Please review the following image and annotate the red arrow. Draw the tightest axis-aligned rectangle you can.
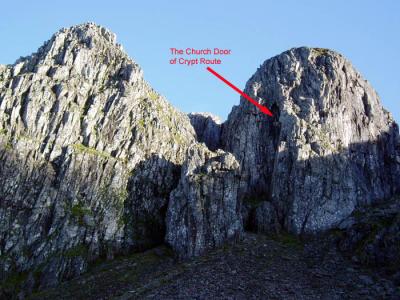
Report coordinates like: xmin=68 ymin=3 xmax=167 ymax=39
xmin=206 ymin=66 xmax=273 ymax=117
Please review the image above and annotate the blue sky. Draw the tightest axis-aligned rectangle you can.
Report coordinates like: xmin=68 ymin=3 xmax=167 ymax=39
xmin=1 ymin=0 xmax=399 ymax=122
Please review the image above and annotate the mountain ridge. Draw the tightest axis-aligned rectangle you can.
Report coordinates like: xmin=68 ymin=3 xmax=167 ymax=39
xmin=0 ymin=23 xmax=399 ymax=298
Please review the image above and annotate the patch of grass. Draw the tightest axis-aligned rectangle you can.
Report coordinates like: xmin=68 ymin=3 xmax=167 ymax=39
xmin=71 ymin=203 xmax=91 ymax=218
xmin=196 ymin=171 xmax=207 ymax=180
xmin=273 ymin=232 xmax=303 ymax=249
xmin=312 ymin=48 xmax=330 ymax=57
xmin=148 ymin=91 xmax=159 ymax=101
xmin=173 ymin=132 xmax=185 ymax=145
xmin=72 ymin=143 xmax=111 ymax=159
xmin=137 ymin=119 xmax=145 ymax=130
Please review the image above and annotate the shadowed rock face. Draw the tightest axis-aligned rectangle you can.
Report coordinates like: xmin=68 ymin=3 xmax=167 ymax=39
xmin=188 ymin=112 xmax=222 ymax=151
xmin=222 ymin=47 xmax=400 ymax=234
xmin=0 ymin=23 xmax=198 ymax=292
xmin=166 ymin=144 xmax=243 ymax=259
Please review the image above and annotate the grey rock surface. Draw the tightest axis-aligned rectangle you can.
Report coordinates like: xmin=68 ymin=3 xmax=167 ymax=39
xmin=222 ymin=47 xmax=400 ymax=234
xmin=188 ymin=112 xmax=222 ymax=151
xmin=0 ymin=23 xmax=197 ymax=293
xmin=166 ymin=143 xmax=243 ymax=259
xmin=254 ymin=201 xmax=281 ymax=234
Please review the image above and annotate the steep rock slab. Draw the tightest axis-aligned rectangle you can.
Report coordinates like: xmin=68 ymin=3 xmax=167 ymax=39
xmin=188 ymin=112 xmax=222 ymax=151
xmin=0 ymin=23 xmax=196 ymax=294
xmin=222 ymin=47 xmax=400 ymax=234
xmin=166 ymin=144 xmax=243 ymax=259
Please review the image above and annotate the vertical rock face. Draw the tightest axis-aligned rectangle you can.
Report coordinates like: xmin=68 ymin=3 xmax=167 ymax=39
xmin=222 ymin=47 xmax=400 ymax=234
xmin=188 ymin=113 xmax=222 ymax=151
xmin=166 ymin=144 xmax=243 ymax=259
xmin=0 ymin=23 xmax=197 ymax=292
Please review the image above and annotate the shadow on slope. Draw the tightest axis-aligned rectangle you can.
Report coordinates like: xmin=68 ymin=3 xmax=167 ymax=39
xmin=0 ymin=140 xmax=180 ymax=298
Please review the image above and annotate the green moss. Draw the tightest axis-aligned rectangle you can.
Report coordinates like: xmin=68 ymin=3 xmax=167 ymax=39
xmin=71 ymin=203 xmax=91 ymax=225
xmin=156 ymin=102 xmax=163 ymax=112
xmin=0 ymin=271 xmax=28 ymax=294
xmin=72 ymin=143 xmax=111 ymax=159
xmin=71 ymin=203 xmax=91 ymax=218
xmin=0 ymin=128 xmax=7 ymax=135
xmin=117 ymin=214 xmax=130 ymax=228
xmin=65 ymin=244 xmax=88 ymax=258
xmin=5 ymin=141 xmax=13 ymax=151
xmin=137 ymin=119 xmax=145 ymax=130
xmin=114 ymin=189 xmax=128 ymax=210
xmin=273 ymin=232 xmax=303 ymax=249
xmin=243 ymin=197 xmax=264 ymax=208
xmin=148 ymin=91 xmax=159 ymax=101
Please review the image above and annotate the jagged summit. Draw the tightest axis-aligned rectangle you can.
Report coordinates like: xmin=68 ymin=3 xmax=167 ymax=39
xmin=0 ymin=23 xmax=197 ymax=294
xmin=2 ymin=22 xmax=144 ymax=102
xmin=0 ymin=23 xmax=242 ymax=297
xmin=13 ymin=22 xmax=123 ymax=65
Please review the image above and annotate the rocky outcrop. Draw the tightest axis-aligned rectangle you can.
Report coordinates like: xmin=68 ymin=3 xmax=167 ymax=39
xmin=336 ymin=195 xmax=400 ymax=283
xmin=166 ymin=144 xmax=243 ymax=258
xmin=222 ymin=47 xmax=400 ymax=234
xmin=0 ymin=23 xmax=197 ymax=294
xmin=188 ymin=113 xmax=222 ymax=151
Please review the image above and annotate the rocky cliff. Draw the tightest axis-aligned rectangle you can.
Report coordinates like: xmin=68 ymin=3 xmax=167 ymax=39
xmin=0 ymin=23 xmax=242 ymax=296
xmin=1 ymin=24 xmax=399 ymax=298
xmin=222 ymin=47 xmax=400 ymax=234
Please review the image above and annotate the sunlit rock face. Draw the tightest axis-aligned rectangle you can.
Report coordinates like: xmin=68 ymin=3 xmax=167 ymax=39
xmin=0 ymin=23 xmax=197 ymax=292
xmin=222 ymin=47 xmax=400 ymax=234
